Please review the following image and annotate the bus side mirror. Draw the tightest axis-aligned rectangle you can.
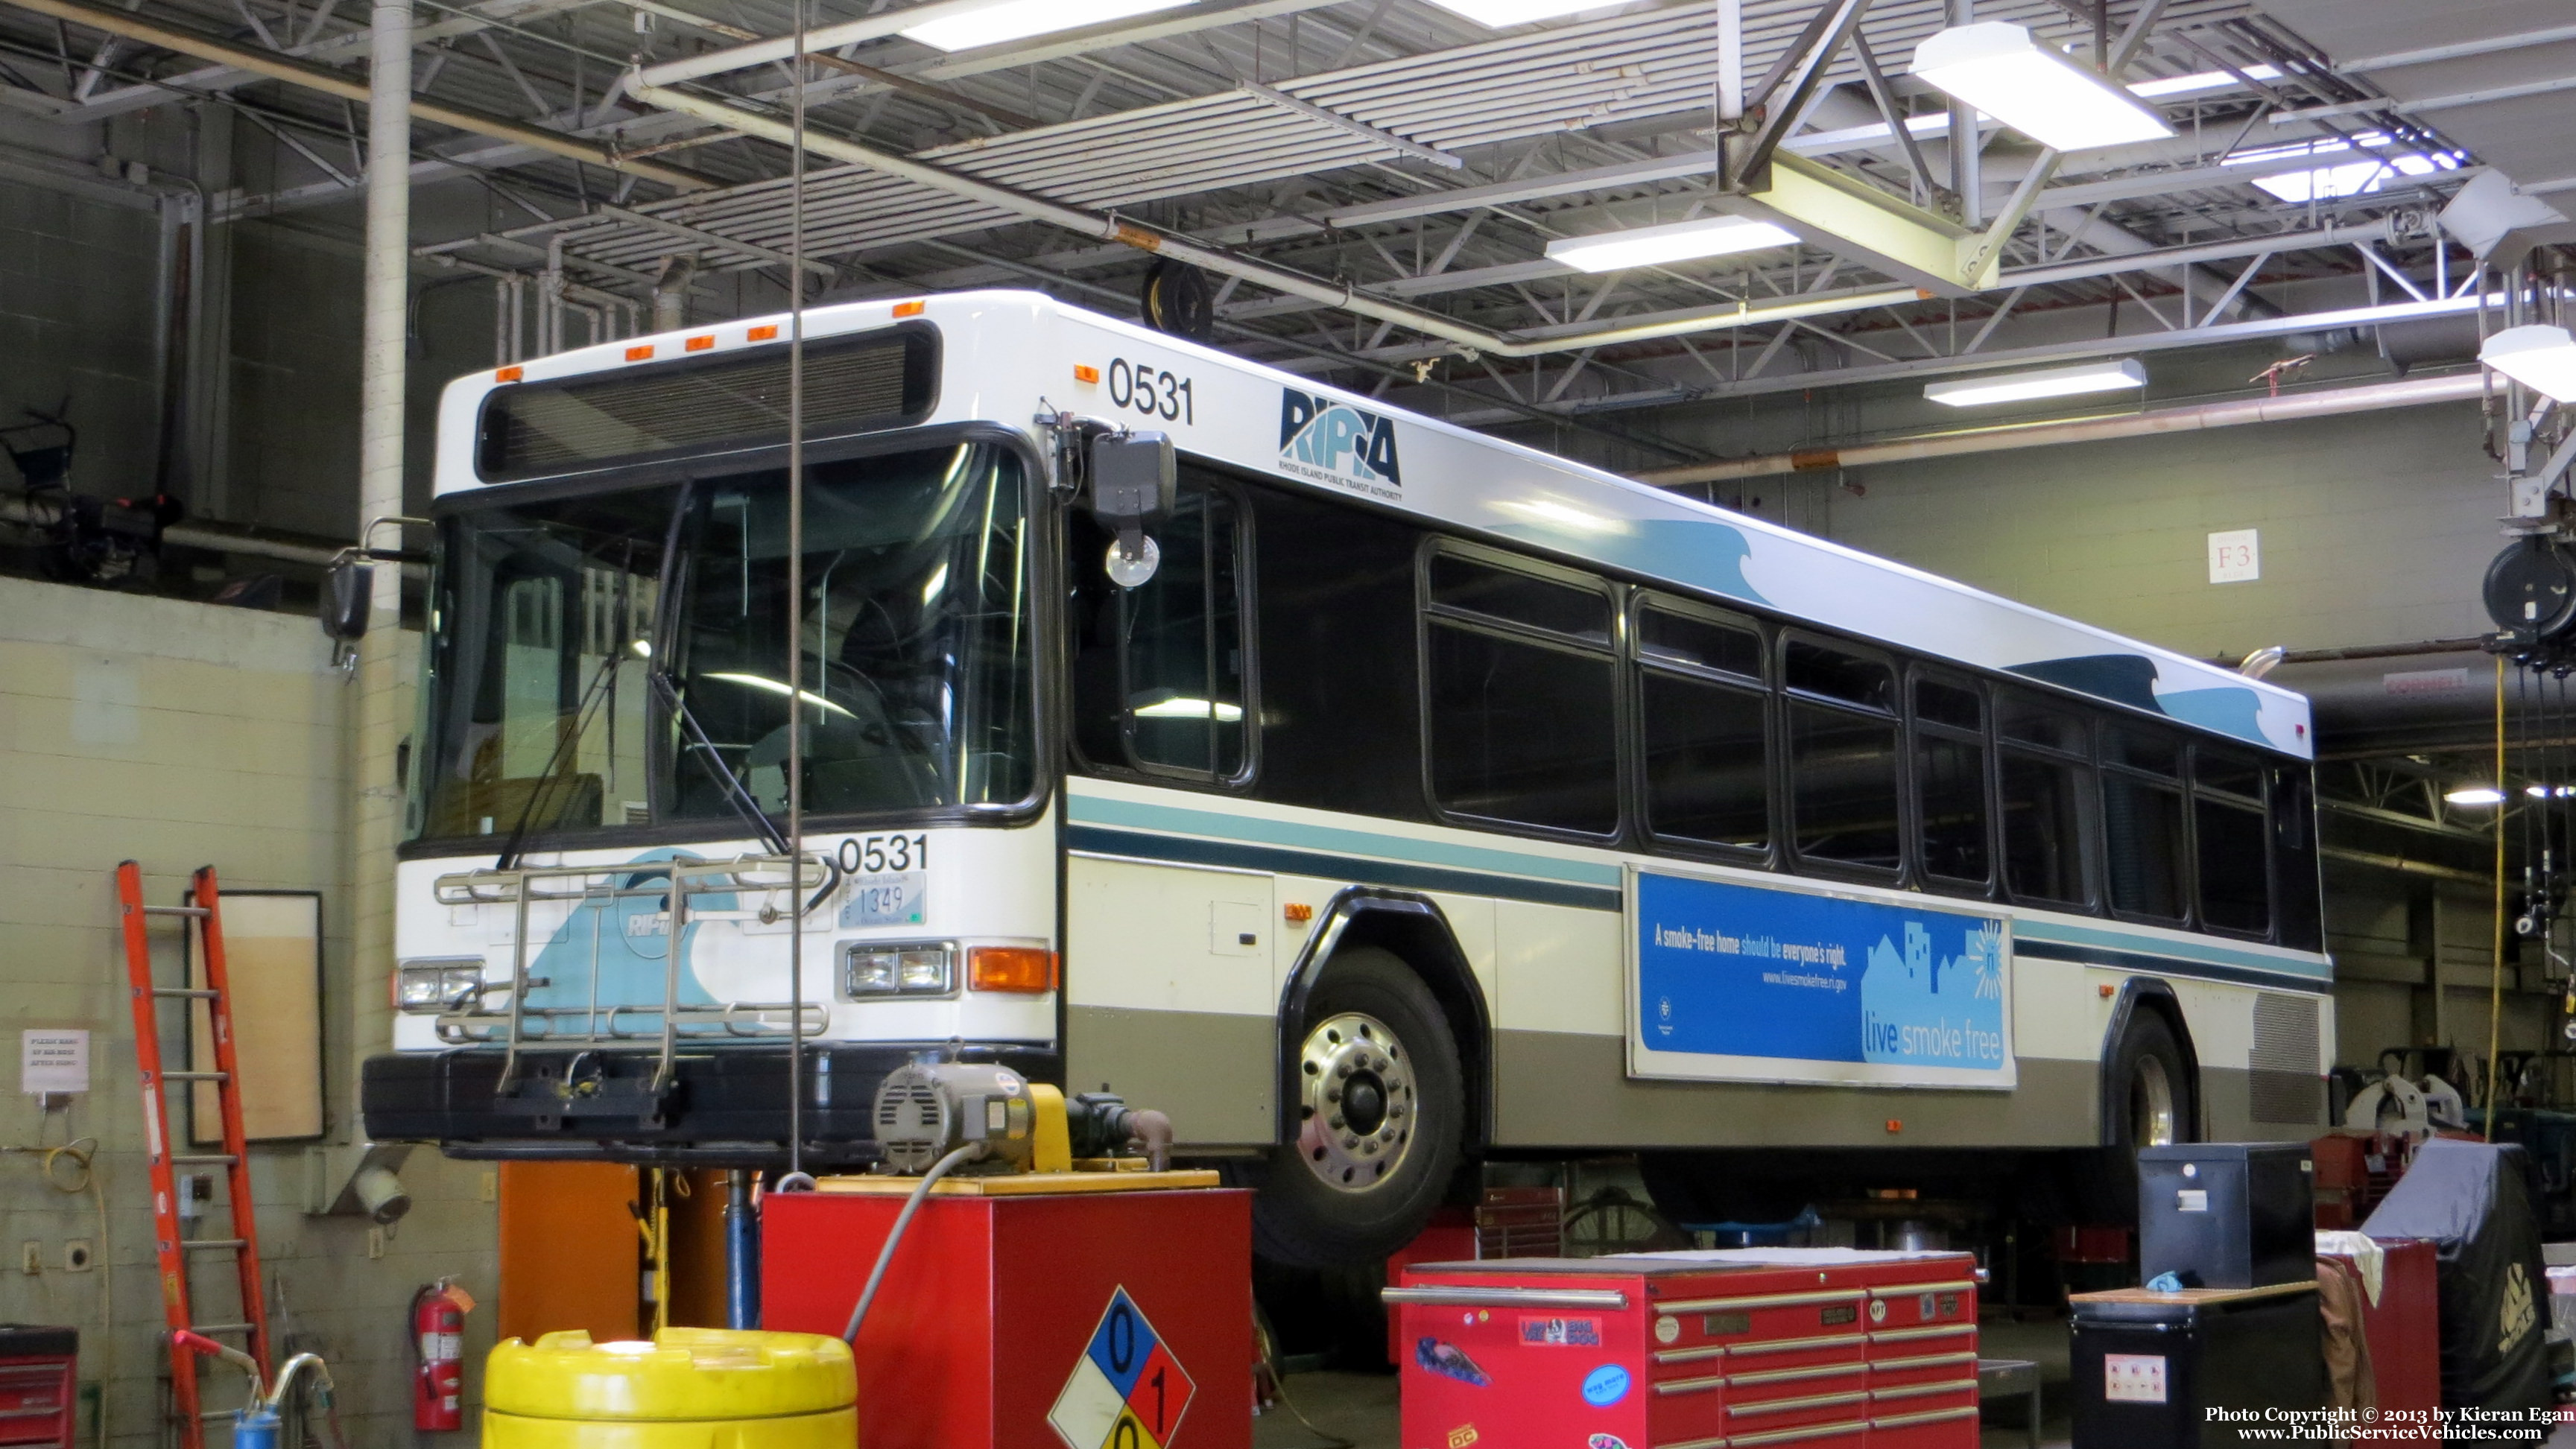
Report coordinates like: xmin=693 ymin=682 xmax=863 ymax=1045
xmin=1089 ymin=431 xmax=1174 ymax=589
xmin=323 ymin=558 xmax=373 ymax=641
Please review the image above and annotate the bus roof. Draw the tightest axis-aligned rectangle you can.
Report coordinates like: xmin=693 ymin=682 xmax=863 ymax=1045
xmin=435 ymin=290 xmax=2311 ymax=759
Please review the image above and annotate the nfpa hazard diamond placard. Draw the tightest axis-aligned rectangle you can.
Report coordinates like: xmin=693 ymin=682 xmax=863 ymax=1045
xmin=1048 ymin=1286 xmax=1196 ymax=1449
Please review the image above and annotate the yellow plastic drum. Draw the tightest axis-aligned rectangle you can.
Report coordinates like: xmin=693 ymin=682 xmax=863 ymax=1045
xmin=483 ymin=1328 xmax=857 ymax=1448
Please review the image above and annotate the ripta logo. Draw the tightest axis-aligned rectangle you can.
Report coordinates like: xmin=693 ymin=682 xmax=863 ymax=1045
xmin=1279 ymin=389 xmax=1402 ymax=492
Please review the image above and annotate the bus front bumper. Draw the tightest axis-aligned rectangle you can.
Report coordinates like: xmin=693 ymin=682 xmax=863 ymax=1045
xmin=360 ymin=1041 xmax=1060 ymax=1169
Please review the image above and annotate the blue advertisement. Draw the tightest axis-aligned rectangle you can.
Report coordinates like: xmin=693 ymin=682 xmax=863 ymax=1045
xmin=1633 ymin=872 xmax=2011 ymax=1085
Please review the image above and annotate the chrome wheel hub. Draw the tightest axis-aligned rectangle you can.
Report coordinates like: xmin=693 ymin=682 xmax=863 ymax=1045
xmin=2131 ymin=1054 xmax=2177 ymax=1147
xmin=1294 ymin=1012 xmax=1417 ymax=1193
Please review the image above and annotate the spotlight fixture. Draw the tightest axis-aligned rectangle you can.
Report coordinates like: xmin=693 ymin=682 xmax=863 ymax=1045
xmin=899 ymin=0 xmax=1194 ymax=52
xmin=1545 ymin=215 xmax=1800 ymax=273
xmin=2481 ymin=323 xmax=2576 ymax=404
xmin=1911 ymin=22 xmax=2174 ymax=151
xmin=1923 ymin=359 xmax=2147 ymax=408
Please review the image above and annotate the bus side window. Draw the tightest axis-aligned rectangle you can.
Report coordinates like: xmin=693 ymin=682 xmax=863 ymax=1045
xmin=1423 ymin=548 xmax=1618 ymax=836
xmin=1996 ymin=688 xmax=2093 ymax=908
xmin=2269 ymin=763 xmax=2323 ymax=951
xmin=1637 ymin=600 xmax=1769 ymax=855
xmin=1911 ymin=674 xmax=1990 ymax=891
xmin=1782 ymin=636 xmax=1901 ymax=873
xmin=1100 ymin=478 xmax=1250 ymax=782
xmin=2195 ymin=745 xmax=2272 ymax=936
xmin=2101 ymin=724 xmax=2188 ymax=922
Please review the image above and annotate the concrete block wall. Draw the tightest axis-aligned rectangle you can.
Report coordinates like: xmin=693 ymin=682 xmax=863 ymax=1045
xmin=0 ymin=575 xmax=496 ymax=1447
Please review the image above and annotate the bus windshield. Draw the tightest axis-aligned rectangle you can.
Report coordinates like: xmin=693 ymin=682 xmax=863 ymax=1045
xmin=413 ymin=442 xmax=1035 ymax=845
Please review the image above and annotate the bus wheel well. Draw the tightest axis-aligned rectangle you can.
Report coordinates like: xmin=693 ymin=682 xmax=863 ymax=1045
xmin=2098 ymin=980 xmax=2203 ymax=1147
xmin=1279 ymin=892 xmax=1491 ymax=1152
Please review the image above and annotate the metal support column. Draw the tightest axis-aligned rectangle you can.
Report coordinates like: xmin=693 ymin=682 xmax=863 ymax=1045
xmin=726 ymin=1171 xmax=761 ymax=1329
xmin=352 ymin=0 xmax=411 ymax=1125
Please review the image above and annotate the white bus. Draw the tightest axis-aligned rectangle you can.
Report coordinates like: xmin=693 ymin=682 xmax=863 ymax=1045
xmin=362 ymin=291 xmax=2332 ymax=1266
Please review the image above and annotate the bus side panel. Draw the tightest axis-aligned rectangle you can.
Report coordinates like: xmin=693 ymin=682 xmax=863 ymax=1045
xmin=2159 ymin=977 xmax=2332 ymax=1141
xmin=1063 ymin=854 xmax=1277 ymax=1145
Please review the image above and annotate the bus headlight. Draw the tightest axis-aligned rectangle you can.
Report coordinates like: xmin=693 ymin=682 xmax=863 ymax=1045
xmin=844 ymin=943 xmax=954 ymax=998
xmin=395 ymin=959 xmax=485 ymax=1012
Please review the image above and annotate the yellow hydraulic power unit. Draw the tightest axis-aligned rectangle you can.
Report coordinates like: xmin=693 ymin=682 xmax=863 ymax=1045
xmin=482 ymin=1328 xmax=856 ymax=1448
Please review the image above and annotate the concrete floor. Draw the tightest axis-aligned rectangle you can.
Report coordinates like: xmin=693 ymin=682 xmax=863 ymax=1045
xmin=1252 ymin=1315 xmax=2576 ymax=1449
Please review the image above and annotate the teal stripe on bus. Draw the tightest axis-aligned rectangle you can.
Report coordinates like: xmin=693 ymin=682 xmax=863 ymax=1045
xmin=2013 ymin=919 xmax=2331 ymax=982
xmin=1066 ymin=793 xmax=1624 ymax=889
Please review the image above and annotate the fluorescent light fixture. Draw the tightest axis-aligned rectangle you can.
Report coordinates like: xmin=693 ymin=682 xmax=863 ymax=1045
xmin=1545 ymin=215 xmax=1799 ymax=273
xmin=705 ymin=671 xmax=854 ymax=719
xmin=1132 ymin=697 xmax=1244 ymax=722
xmin=2445 ymin=785 xmax=2506 ymax=806
xmin=1417 ymin=0 xmax=1623 ymax=27
xmin=2482 ymin=323 xmax=2576 ymax=403
xmin=898 ymin=0 xmax=1192 ymax=52
xmin=1924 ymin=359 xmax=2147 ymax=408
xmin=1911 ymin=22 xmax=2175 ymax=151
xmin=2127 ymin=64 xmax=2281 ymax=99
xmin=2250 ymin=159 xmax=2390 ymax=204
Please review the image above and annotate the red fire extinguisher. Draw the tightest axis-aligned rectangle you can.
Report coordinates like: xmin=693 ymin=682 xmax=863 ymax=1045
xmin=411 ymin=1278 xmax=472 ymax=1431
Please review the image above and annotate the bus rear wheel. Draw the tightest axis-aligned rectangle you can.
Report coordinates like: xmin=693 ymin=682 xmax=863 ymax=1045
xmin=2085 ymin=1009 xmax=2197 ymax=1223
xmin=1251 ymin=947 xmax=1464 ymax=1269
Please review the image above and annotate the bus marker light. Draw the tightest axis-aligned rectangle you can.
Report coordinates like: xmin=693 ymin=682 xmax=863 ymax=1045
xmin=748 ymin=324 xmax=779 ymax=341
xmin=685 ymin=334 xmax=714 ymax=352
xmin=894 ymin=300 xmax=926 ymax=317
xmin=1284 ymin=903 xmax=1314 ymax=923
xmin=969 ymin=946 xmax=1057 ymax=994
xmin=1884 ymin=1120 xmax=1902 ymax=1134
xmin=496 ymin=366 xmax=522 ymax=382
xmin=626 ymin=344 xmax=654 ymax=361
xmin=1074 ymin=364 xmax=1101 ymax=384
xmin=2099 ymin=983 xmax=2116 ymax=998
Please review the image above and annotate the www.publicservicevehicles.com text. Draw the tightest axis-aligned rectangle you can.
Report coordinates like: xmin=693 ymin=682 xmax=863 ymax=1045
xmin=2213 ymin=1407 xmax=2567 ymax=1440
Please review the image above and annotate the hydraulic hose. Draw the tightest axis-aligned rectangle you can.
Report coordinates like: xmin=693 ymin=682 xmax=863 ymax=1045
xmin=841 ymin=1143 xmax=984 ymax=1343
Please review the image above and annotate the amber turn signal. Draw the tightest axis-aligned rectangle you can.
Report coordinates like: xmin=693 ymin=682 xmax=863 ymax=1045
xmin=969 ymin=946 xmax=1057 ymax=994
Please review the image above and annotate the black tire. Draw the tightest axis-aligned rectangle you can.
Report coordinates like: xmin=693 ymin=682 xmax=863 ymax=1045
xmin=1250 ymin=945 xmax=1465 ymax=1269
xmin=2081 ymin=1009 xmax=2197 ymax=1224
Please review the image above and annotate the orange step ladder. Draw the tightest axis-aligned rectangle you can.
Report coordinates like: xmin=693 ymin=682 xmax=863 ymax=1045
xmin=113 ymin=861 xmax=273 ymax=1449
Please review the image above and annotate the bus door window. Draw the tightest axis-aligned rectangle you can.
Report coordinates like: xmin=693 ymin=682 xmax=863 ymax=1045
xmin=1782 ymin=636 xmax=1902 ymax=873
xmin=1422 ymin=548 xmax=1618 ymax=836
xmin=1069 ymin=470 xmax=1250 ymax=784
xmin=2194 ymin=746 xmax=2273 ymax=937
xmin=1911 ymin=673 xmax=1992 ymax=892
xmin=1996 ymin=688 xmax=2095 ymax=909
xmin=1635 ymin=598 xmax=1770 ymax=857
xmin=2101 ymin=724 xmax=2188 ymax=922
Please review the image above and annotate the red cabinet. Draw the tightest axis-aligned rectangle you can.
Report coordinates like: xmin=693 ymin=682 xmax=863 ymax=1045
xmin=1391 ymin=1250 xmax=1980 ymax=1449
xmin=0 ymin=1326 xmax=76 ymax=1449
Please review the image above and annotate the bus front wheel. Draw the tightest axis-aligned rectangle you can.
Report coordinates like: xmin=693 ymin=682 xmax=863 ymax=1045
xmin=2085 ymin=1009 xmax=2197 ymax=1223
xmin=1251 ymin=946 xmax=1465 ymax=1269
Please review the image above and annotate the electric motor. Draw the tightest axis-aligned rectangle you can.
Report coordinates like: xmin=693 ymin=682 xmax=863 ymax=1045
xmin=873 ymin=1062 xmax=1040 ymax=1174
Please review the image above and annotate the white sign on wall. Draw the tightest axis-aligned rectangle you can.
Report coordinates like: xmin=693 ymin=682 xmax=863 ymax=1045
xmin=21 ymin=1030 xmax=89 ymax=1094
xmin=2208 ymin=529 xmax=2261 ymax=584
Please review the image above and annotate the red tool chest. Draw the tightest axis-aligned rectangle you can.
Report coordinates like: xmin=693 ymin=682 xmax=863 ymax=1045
xmin=760 ymin=1178 xmax=1252 ymax=1449
xmin=0 ymin=1326 xmax=76 ymax=1449
xmin=1389 ymin=1249 xmax=1981 ymax=1449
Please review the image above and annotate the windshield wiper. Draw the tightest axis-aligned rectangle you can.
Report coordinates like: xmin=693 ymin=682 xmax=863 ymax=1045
xmin=651 ymin=668 xmax=793 ymax=857
xmin=493 ymin=645 xmax=626 ymax=872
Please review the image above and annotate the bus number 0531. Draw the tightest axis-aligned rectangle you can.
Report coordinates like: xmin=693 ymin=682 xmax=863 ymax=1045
xmin=836 ymin=833 xmax=928 ymax=874
xmin=1107 ymin=359 xmax=1194 ymax=425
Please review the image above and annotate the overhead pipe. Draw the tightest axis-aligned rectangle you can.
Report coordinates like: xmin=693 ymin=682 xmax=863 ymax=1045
xmin=1634 ymin=372 xmax=2486 ymax=486
xmin=627 ymin=77 xmax=1923 ymax=358
xmin=0 ymin=0 xmax=710 ymax=191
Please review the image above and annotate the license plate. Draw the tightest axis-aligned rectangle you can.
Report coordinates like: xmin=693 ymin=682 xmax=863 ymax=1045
xmin=840 ymin=872 xmax=927 ymax=928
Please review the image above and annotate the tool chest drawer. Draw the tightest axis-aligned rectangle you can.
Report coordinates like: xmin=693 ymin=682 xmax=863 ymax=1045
xmin=1390 ymin=1249 xmax=1980 ymax=1449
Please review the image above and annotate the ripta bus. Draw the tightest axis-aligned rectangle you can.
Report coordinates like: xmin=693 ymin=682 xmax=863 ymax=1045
xmin=359 ymin=291 xmax=2331 ymax=1266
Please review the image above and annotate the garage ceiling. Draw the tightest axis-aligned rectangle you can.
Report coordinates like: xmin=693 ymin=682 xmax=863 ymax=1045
xmin=0 ymin=0 xmax=2537 ymax=452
